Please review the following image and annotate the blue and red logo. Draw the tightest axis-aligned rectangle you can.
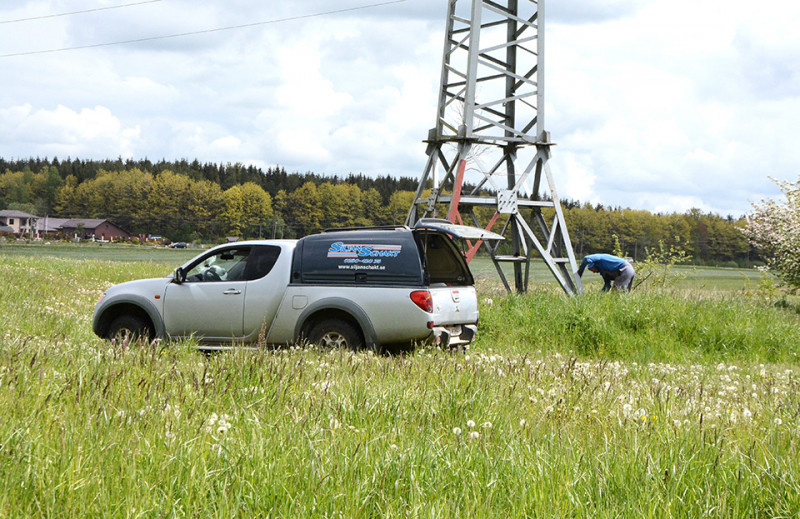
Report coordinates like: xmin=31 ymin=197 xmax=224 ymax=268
xmin=327 ymin=242 xmax=402 ymax=258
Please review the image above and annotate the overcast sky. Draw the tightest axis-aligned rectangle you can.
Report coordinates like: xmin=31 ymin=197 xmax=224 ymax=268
xmin=1 ymin=0 xmax=798 ymax=216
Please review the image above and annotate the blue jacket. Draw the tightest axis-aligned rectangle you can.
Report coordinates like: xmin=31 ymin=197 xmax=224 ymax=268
xmin=577 ymin=254 xmax=629 ymax=291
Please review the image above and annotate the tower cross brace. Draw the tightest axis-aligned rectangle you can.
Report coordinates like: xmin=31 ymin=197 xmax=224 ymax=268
xmin=406 ymin=0 xmax=583 ymax=295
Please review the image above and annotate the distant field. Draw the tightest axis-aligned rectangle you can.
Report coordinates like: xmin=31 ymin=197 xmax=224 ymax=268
xmin=465 ymin=257 xmax=764 ymax=292
xmin=0 ymin=241 xmax=201 ymax=264
xmin=2 ymin=242 xmax=763 ymax=292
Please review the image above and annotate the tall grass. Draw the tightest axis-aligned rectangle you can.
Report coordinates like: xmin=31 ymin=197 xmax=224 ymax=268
xmin=1 ymin=254 xmax=800 ymax=517
xmin=479 ymin=290 xmax=800 ymax=363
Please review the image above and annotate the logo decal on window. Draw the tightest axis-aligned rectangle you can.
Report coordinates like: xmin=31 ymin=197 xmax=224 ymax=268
xmin=327 ymin=242 xmax=402 ymax=258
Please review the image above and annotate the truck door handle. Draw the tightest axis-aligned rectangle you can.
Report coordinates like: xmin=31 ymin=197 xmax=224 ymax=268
xmin=223 ymin=288 xmax=242 ymax=295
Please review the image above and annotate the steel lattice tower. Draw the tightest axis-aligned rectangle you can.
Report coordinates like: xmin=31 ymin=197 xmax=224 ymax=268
xmin=406 ymin=0 xmax=583 ymax=294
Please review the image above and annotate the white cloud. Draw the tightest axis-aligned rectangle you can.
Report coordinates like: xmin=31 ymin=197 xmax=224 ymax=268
xmin=0 ymin=104 xmax=141 ymax=158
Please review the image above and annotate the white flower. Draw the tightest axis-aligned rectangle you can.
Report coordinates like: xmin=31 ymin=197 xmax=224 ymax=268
xmin=466 ymin=420 xmax=476 ymax=428
xmin=390 ymin=444 xmax=398 ymax=451
xmin=743 ymin=409 xmax=752 ymax=419
xmin=483 ymin=421 xmax=492 ymax=429
xmin=519 ymin=419 xmax=527 ymax=427
xmin=453 ymin=427 xmax=462 ymax=436
xmin=775 ymin=418 xmax=783 ymax=426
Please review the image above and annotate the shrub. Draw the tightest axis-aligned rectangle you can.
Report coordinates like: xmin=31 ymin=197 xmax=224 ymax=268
xmin=744 ymin=176 xmax=800 ymax=288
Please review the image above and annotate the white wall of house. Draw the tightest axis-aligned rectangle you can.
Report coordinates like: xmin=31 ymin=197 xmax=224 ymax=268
xmin=0 ymin=214 xmax=37 ymax=236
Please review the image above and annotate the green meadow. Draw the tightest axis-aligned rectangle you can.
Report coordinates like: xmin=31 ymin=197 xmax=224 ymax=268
xmin=1 ymin=242 xmax=799 ymax=517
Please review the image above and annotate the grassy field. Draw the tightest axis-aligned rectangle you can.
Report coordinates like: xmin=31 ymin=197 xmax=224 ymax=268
xmin=1 ymin=244 xmax=799 ymax=517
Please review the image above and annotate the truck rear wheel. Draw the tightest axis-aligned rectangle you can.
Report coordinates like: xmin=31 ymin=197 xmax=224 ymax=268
xmin=107 ymin=314 xmax=152 ymax=343
xmin=308 ymin=319 xmax=363 ymax=349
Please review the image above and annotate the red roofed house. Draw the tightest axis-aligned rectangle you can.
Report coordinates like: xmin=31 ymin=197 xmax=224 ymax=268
xmin=57 ymin=219 xmax=132 ymax=241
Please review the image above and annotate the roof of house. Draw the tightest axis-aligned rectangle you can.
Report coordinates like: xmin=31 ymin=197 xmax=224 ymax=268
xmin=59 ymin=218 xmax=132 ymax=235
xmin=38 ymin=217 xmax=70 ymax=232
xmin=59 ymin=218 xmax=112 ymax=229
xmin=0 ymin=210 xmax=37 ymax=218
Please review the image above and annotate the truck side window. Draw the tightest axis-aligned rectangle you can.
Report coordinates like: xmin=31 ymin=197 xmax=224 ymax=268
xmin=185 ymin=247 xmax=251 ymax=282
xmin=244 ymin=245 xmax=281 ymax=281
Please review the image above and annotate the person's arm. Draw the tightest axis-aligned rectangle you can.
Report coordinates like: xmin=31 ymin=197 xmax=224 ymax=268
xmin=577 ymin=257 xmax=589 ymax=277
xmin=601 ymin=273 xmax=612 ymax=292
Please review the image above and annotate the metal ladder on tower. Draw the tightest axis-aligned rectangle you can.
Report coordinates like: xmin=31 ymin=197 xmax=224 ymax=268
xmin=406 ymin=0 xmax=583 ymax=295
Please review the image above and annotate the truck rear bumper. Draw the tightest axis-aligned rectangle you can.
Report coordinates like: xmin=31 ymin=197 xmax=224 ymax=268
xmin=432 ymin=324 xmax=477 ymax=348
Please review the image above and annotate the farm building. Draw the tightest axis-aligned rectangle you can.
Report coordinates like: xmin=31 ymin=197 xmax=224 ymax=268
xmin=56 ymin=219 xmax=132 ymax=241
xmin=0 ymin=211 xmax=131 ymax=241
xmin=0 ymin=210 xmax=38 ymax=236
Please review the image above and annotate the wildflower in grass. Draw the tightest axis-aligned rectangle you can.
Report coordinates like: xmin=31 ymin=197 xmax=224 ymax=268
xmin=467 ymin=420 xmax=476 ymax=428
xmin=519 ymin=419 xmax=527 ymax=427
xmin=453 ymin=427 xmax=462 ymax=436
xmin=622 ymin=403 xmax=633 ymax=417
xmin=483 ymin=421 xmax=492 ymax=429
xmin=470 ymin=431 xmax=480 ymax=439
xmin=163 ymin=404 xmax=181 ymax=420
xmin=775 ymin=418 xmax=783 ymax=426
xmin=743 ymin=409 xmax=752 ymax=420
xmin=314 ymin=380 xmax=333 ymax=392
xmin=217 ymin=420 xmax=232 ymax=435
xmin=390 ymin=444 xmax=398 ymax=451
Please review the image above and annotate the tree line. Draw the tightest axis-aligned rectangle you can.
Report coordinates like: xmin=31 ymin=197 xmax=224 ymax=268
xmin=0 ymin=157 xmax=756 ymax=266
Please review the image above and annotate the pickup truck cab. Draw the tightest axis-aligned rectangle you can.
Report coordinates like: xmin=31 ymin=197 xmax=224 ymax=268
xmin=92 ymin=220 xmax=501 ymax=350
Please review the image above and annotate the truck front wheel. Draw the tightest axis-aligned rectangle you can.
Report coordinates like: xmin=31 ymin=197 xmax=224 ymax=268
xmin=308 ymin=319 xmax=363 ymax=349
xmin=107 ymin=314 xmax=153 ymax=343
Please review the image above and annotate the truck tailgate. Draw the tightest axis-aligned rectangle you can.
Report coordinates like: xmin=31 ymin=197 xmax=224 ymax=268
xmin=429 ymin=286 xmax=478 ymax=324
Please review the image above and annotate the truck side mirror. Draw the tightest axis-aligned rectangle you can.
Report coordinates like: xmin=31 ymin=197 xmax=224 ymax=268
xmin=173 ymin=267 xmax=185 ymax=284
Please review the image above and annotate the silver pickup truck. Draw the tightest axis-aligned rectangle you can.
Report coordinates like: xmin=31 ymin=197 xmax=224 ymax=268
xmin=92 ymin=220 xmax=501 ymax=350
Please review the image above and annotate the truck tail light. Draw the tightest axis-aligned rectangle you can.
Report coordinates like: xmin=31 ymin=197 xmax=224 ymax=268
xmin=410 ymin=290 xmax=433 ymax=313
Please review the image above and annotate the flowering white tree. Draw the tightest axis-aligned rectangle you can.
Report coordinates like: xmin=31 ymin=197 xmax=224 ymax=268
xmin=744 ymin=176 xmax=800 ymax=287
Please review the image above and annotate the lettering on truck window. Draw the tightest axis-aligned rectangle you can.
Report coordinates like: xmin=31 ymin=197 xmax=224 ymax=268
xmin=327 ymin=242 xmax=402 ymax=271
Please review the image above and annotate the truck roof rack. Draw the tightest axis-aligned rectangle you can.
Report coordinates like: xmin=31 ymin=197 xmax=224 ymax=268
xmin=321 ymin=225 xmax=410 ymax=233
